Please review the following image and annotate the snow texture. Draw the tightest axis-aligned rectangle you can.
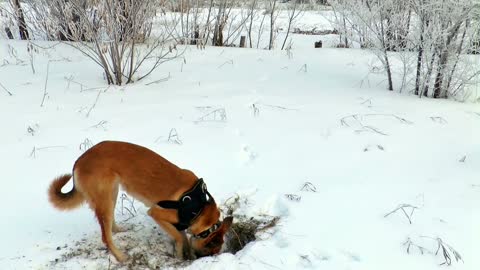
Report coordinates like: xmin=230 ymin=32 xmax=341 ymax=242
xmin=0 ymin=10 xmax=479 ymax=270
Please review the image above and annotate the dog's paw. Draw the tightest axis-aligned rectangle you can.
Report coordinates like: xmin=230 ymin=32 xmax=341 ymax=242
xmin=174 ymin=242 xmax=194 ymax=260
xmin=112 ymin=223 xmax=127 ymax=233
xmin=182 ymin=245 xmax=195 ymax=260
xmin=113 ymin=252 xmax=129 ymax=263
xmin=175 ymin=247 xmax=184 ymax=260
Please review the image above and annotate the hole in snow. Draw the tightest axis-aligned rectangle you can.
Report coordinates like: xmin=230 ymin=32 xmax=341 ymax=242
xmin=223 ymin=215 xmax=280 ymax=254
xmin=220 ymin=195 xmax=280 ymax=255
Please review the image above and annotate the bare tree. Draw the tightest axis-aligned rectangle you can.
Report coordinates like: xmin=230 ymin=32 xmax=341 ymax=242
xmin=329 ymin=0 xmax=478 ymax=99
xmin=268 ymin=0 xmax=278 ymax=50
xmin=246 ymin=0 xmax=259 ymax=48
xmin=29 ymin=0 xmax=180 ymax=85
xmin=411 ymin=0 xmax=477 ymax=98
xmin=281 ymin=0 xmax=304 ymax=50
xmin=330 ymin=0 xmax=399 ymax=90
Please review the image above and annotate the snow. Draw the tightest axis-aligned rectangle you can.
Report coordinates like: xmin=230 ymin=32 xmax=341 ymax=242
xmin=1 ymin=12 xmax=480 ymax=270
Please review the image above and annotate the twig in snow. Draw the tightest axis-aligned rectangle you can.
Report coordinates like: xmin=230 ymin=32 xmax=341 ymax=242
xmin=341 ymin=113 xmax=412 ymax=136
xmin=27 ymin=124 xmax=39 ymax=136
xmin=355 ymin=125 xmax=388 ymax=136
xmin=27 ymin=42 xmax=36 ymax=74
xmin=29 ymin=145 xmax=67 ymax=158
xmin=360 ymin=98 xmax=372 ymax=107
xmin=120 ymin=193 xmax=137 ymax=220
xmin=257 ymin=259 xmax=283 ymax=270
xmin=79 ymin=138 xmax=93 ymax=152
xmin=89 ymin=120 xmax=108 ymax=130
xmin=340 ymin=114 xmax=413 ymax=127
xmin=64 ymin=76 xmax=86 ymax=91
xmin=459 ymin=155 xmax=467 ymax=162
xmin=299 ymin=255 xmax=312 ymax=265
xmin=359 ymin=73 xmax=372 ymax=88
xmin=300 ymin=182 xmax=317 ymax=192
xmin=384 ymin=204 xmax=418 ymax=224
xmin=145 ymin=73 xmax=171 ymax=86
xmin=0 ymin=82 xmax=13 ymax=96
xmin=430 ymin=116 xmax=447 ymax=124
xmin=180 ymin=57 xmax=186 ymax=72
xmin=195 ymin=108 xmax=227 ymax=123
xmin=298 ymin=64 xmax=307 ymax=73
xmin=167 ymin=128 xmax=182 ymax=145
xmin=86 ymin=87 xmax=108 ymax=118
xmin=364 ymin=144 xmax=384 ymax=152
xmin=284 ymin=194 xmax=301 ymax=202
xmin=252 ymin=104 xmax=260 ymax=116
xmin=254 ymin=103 xmax=298 ymax=111
xmin=64 ymin=75 xmax=74 ymax=90
xmin=195 ymin=106 xmax=213 ymax=110
xmin=419 ymin=236 xmax=464 ymax=266
xmin=40 ymin=61 xmax=51 ymax=107
xmin=64 ymin=76 xmax=103 ymax=92
xmin=403 ymin=237 xmax=429 ymax=255
xmin=218 ymin=60 xmax=234 ymax=69
xmin=30 ymin=147 xmax=36 ymax=158
xmin=6 ymin=45 xmax=25 ymax=65
xmin=435 ymin=238 xmax=463 ymax=265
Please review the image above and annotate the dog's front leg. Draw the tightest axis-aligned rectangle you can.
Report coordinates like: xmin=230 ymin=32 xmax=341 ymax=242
xmin=147 ymin=206 xmax=192 ymax=259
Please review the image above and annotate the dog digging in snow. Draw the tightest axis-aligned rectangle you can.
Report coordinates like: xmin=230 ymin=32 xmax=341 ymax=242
xmin=48 ymin=141 xmax=233 ymax=263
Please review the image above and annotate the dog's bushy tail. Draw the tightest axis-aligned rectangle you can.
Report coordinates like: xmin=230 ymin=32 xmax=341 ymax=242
xmin=48 ymin=174 xmax=84 ymax=210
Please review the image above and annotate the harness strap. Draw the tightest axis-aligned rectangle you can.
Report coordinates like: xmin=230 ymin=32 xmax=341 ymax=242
xmin=157 ymin=178 xmax=213 ymax=231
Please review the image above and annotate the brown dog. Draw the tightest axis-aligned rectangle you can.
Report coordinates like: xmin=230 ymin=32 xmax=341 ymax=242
xmin=48 ymin=141 xmax=233 ymax=262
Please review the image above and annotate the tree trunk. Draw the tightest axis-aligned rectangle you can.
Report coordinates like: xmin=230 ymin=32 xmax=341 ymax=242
xmin=268 ymin=0 xmax=277 ymax=50
xmin=380 ymin=17 xmax=393 ymax=91
xmin=281 ymin=1 xmax=297 ymax=50
xmin=342 ymin=17 xmax=348 ymax=48
xmin=422 ymin=52 xmax=436 ymax=97
xmin=385 ymin=17 xmax=394 ymax=51
xmin=13 ymin=0 xmax=29 ymax=40
xmin=247 ymin=0 xmax=256 ymax=48
xmin=212 ymin=2 xmax=224 ymax=46
xmin=415 ymin=20 xmax=426 ymax=96
xmin=384 ymin=50 xmax=394 ymax=91
xmin=415 ymin=44 xmax=424 ymax=95
xmin=433 ymin=21 xmax=463 ymax=98
xmin=445 ymin=21 xmax=468 ymax=95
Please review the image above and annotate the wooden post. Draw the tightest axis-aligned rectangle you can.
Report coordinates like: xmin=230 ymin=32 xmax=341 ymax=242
xmin=240 ymin=36 xmax=246 ymax=48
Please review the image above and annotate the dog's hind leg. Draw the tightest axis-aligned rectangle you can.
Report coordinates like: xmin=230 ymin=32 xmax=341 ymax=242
xmin=94 ymin=194 xmax=128 ymax=263
xmin=111 ymin=184 xmax=126 ymax=233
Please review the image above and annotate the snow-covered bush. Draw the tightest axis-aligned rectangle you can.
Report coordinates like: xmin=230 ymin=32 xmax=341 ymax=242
xmin=26 ymin=0 xmax=180 ymax=85
xmin=329 ymin=0 xmax=479 ymax=100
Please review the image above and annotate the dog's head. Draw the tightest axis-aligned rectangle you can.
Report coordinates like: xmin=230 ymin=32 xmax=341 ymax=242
xmin=189 ymin=203 xmax=233 ymax=257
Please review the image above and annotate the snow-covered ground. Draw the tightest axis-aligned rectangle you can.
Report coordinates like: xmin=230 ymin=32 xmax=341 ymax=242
xmin=1 ymin=11 xmax=480 ymax=270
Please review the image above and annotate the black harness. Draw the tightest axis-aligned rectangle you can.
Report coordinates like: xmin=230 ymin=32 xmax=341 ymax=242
xmin=157 ymin=178 xmax=213 ymax=231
